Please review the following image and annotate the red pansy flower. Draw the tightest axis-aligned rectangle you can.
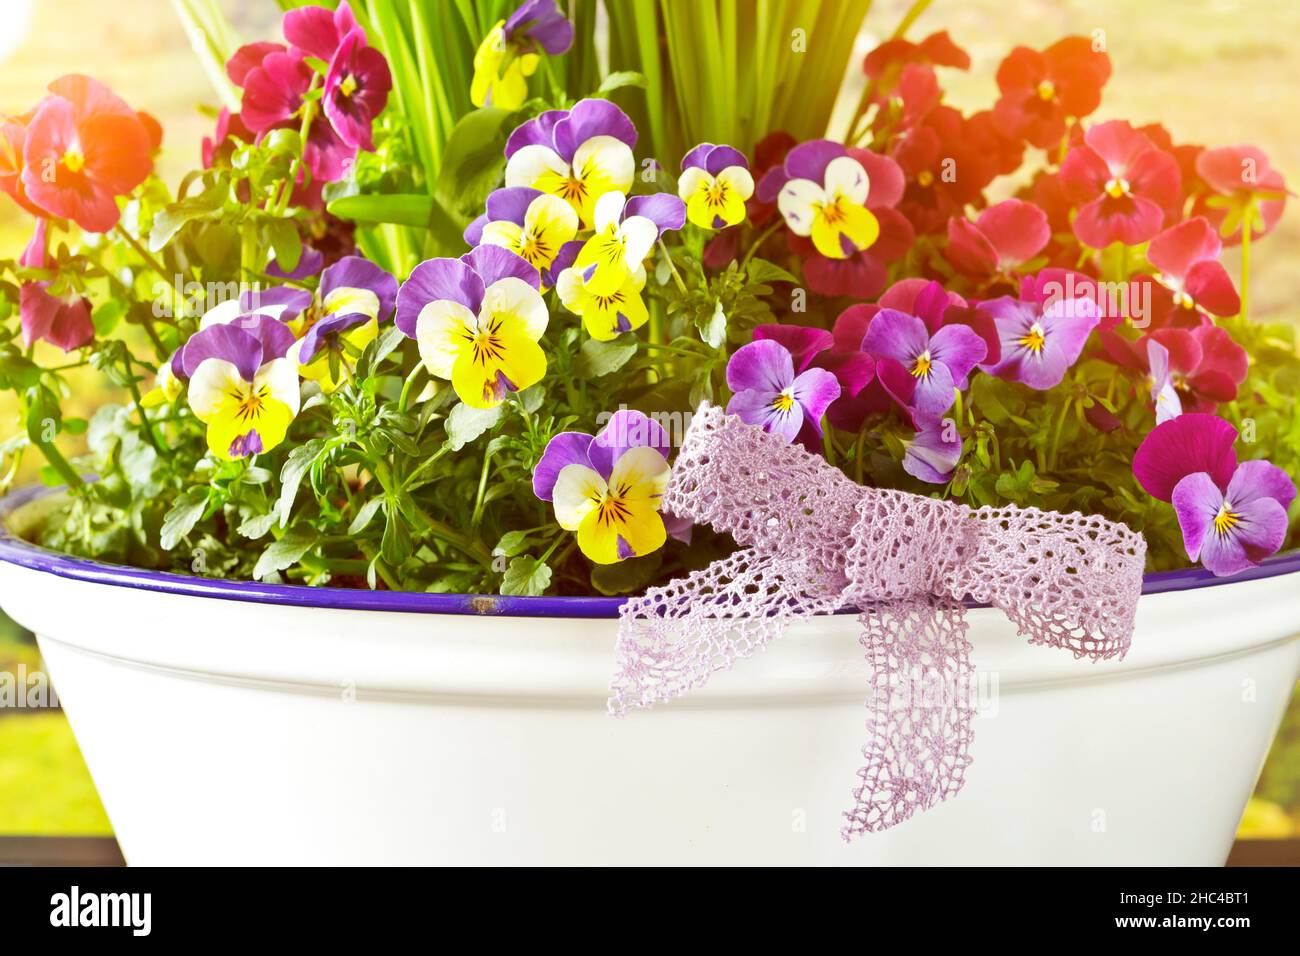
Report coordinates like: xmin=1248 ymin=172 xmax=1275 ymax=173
xmin=945 ymin=199 xmax=1050 ymax=281
xmin=1144 ymin=217 xmax=1239 ymax=327
xmin=1101 ymin=324 xmax=1247 ymax=414
xmin=19 ymin=75 xmax=153 ymax=233
xmin=1059 ymin=120 xmax=1181 ymax=248
xmin=992 ymin=36 xmax=1111 ymax=149
xmin=18 ymin=219 xmax=94 ymax=352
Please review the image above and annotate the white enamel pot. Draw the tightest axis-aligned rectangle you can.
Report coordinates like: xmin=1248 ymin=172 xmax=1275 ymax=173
xmin=1 ymin=486 xmax=1297 ymax=866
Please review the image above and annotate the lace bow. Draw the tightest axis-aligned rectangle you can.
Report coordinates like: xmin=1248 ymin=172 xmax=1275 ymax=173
xmin=609 ymin=404 xmax=1146 ymax=839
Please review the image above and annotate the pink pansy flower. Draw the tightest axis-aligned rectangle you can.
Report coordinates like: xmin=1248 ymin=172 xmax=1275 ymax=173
xmin=725 ymin=339 xmax=841 ymax=448
xmin=282 ymin=1 xmax=360 ymax=60
xmin=1193 ymin=145 xmax=1288 ymax=245
xmin=1144 ymin=217 xmax=1240 ymax=328
xmin=1134 ymin=414 xmax=1295 ymax=576
xmin=18 ymin=219 xmax=94 ymax=352
xmin=1060 ymin=120 xmax=1181 ymax=249
xmin=945 ymin=199 xmax=1049 ymax=280
xmin=1102 ymin=324 xmax=1247 ymax=416
xmin=241 ymin=51 xmax=356 ymax=181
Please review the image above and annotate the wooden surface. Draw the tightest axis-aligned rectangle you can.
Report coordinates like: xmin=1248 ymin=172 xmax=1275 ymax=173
xmin=0 ymin=836 xmax=1297 ymax=867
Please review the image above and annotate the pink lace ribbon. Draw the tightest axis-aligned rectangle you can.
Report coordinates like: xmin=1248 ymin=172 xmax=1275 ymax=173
xmin=609 ymin=404 xmax=1147 ymax=840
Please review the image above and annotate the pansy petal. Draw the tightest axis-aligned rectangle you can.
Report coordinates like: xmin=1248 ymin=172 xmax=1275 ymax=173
xmin=504 ymin=143 xmax=569 ymax=190
xmin=1133 ymin=413 xmax=1238 ymax=502
xmin=415 ymin=299 xmax=476 ymax=379
xmin=396 ymin=257 xmax=484 ymax=337
xmin=823 ymin=155 xmax=870 ymax=206
xmin=784 ymin=139 xmax=845 ymax=183
xmin=624 ymin=193 xmax=687 ymax=235
xmin=777 ymin=177 xmax=826 ymax=237
xmin=534 ymin=432 xmax=596 ymax=501
xmin=481 ymin=276 xmax=548 ymax=340
xmin=1227 ymin=459 xmax=1298 ymax=512
xmin=552 ymin=462 xmax=606 ymax=531
xmin=589 ymin=410 xmax=672 ymax=477
xmin=790 ymin=367 xmax=841 ymax=427
xmin=726 ymin=339 xmax=794 ymax=394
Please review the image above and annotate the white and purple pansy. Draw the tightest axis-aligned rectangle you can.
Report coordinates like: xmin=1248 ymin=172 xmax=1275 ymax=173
xmin=464 ymin=186 xmax=579 ymax=284
xmin=396 ymin=245 xmax=548 ymax=410
xmin=862 ymin=307 xmax=987 ymax=425
xmin=243 ymin=256 xmax=398 ymax=392
xmin=532 ymin=409 xmax=679 ymax=564
xmin=725 ymin=339 xmax=841 ymax=449
xmin=760 ymin=139 xmax=880 ymax=260
xmin=179 ymin=314 xmax=301 ymax=461
xmin=573 ymin=190 xmax=686 ymax=295
xmin=678 ymin=142 xmax=754 ymax=230
xmin=504 ymin=99 xmax=637 ymax=228
xmin=979 ymin=288 xmax=1100 ymax=391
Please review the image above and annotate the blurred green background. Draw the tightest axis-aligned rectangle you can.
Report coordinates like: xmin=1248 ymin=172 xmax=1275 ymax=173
xmin=0 ymin=0 xmax=1298 ymax=839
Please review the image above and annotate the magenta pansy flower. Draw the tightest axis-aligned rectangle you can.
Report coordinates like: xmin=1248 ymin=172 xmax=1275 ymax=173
xmin=980 ymin=287 xmax=1100 ymax=390
xmin=282 ymin=1 xmax=359 ymax=60
xmin=945 ymin=198 xmax=1050 ymax=279
xmin=1132 ymin=412 xmax=1238 ymax=502
xmin=18 ymin=219 xmax=94 ymax=352
xmin=1060 ymin=120 xmax=1181 ymax=249
xmin=322 ymin=29 xmax=392 ymax=151
xmin=725 ymin=339 xmax=841 ymax=445
xmin=862 ymin=308 xmax=987 ymax=424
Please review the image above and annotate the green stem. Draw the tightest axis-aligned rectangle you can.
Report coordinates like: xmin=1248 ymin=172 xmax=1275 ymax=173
xmin=37 ymin=439 xmax=83 ymax=489
xmin=123 ymin=356 xmax=164 ymax=454
xmin=739 ymin=221 xmax=780 ymax=270
xmin=1239 ymin=216 xmax=1251 ymax=322
xmin=658 ymin=239 xmax=688 ymax=294
xmin=397 ymin=365 xmax=426 ymax=413
xmin=115 ymin=225 xmax=171 ymax=280
xmin=1046 ymin=397 xmax=1073 ymax=472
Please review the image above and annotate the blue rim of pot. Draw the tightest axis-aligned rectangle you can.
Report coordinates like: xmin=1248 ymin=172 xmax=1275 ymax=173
xmin=1 ymin=483 xmax=1298 ymax=617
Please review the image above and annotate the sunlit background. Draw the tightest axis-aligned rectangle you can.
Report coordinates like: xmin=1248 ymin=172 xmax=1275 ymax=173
xmin=0 ymin=0 xmax=1297 ymax=843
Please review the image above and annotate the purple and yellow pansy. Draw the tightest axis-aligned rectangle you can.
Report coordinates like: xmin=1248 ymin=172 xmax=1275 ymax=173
xmin=572 ymin=190 xmax=685 ymax=295
xmin=678 ymin=143 xmax=754 ymax=230
xmin=504 ymin=99 xmax=637 ymax=228
xmin=464 ymin=186 xmax=579 ymax=284
xmin=471 ymin=0 xmax=573 ymax=110
xmin=395 ymin=245 xmax=548 ymax=409
xmin=532 ymin=409 xmax=673 ymax=564
xmin=179 ymin=314 xmax=301 ymax=461
xmin=552 ymin=239 xmax=649 ymax=341
xmin=242 ymin=256 xmax=397 ymax=392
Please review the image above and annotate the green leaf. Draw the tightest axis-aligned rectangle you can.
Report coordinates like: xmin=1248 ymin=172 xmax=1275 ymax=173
xmin=501 ymin=555 xmax=552 ymax=596
xmin=277 ymin=438 xmax=328 ymax=527
xmin=348 ymin=496 xmax=385 ymax=535
xmin=253 ymin=528 xmax=318 ymax=580
xmin=149 ymin=196 xmax=220 ymax=251
xmin=160 ymin=487 xmax=210 ymax=551
xmin=381 ymin=507 xmax=413 ymax=566
xmin=445 ymin=402 xmax=502 ymax=451
xmin=590 ymin=553 xmax=662 ymax=595
xmin=264 ymin=219 xmax=302 ymax=273
xmin=597 ymin=70 xmax=648 ymax=95
xmin=327 ymin=193 xmax=435 ymax=228
xmin=746 ymin=258 xmax=798 ymax=285
xmin=575 ymin=335 xmax=638 ymax=378
xmin=237 ymin=509 xmax=279 ymax=540
xmin=356 ymin=325 xmax=407 ymax=381
xmin=435 ymin=107 xmax=513 ymax=219
xmin=492 ymin=530 xmax=530 ymax=558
